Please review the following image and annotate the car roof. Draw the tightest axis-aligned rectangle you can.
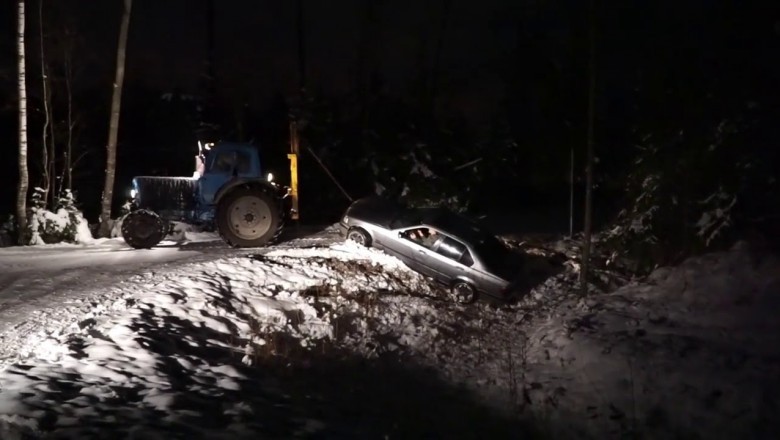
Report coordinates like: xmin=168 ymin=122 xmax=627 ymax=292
xmin=418 ymin=208 xmax=492 ymax=244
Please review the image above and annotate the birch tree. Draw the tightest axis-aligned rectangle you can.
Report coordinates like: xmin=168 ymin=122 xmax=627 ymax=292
xmin=16 ymin=0 xmax=30 ymax=244
xmin=38 ymin=0 xmax=54 ymax=208
xmin=98 ymin=0 xmax=132 ymax=237
xmin=62 ymin=34 xmax=76 ymax=191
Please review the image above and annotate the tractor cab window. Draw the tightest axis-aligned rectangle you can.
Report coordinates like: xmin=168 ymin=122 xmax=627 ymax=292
xmin=235 ymin=152 xmax=251 ymax=174
xmin=401 ymin=227 xmax=439 ymax=250
xmin=212 ymin=151 xmax=251 ymax=175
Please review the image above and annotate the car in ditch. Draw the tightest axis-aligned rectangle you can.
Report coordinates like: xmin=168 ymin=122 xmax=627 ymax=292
xmin=338 ymin=197 xmax=523 ymax=304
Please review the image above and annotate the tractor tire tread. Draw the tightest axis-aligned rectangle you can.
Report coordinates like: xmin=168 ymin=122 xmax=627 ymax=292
xmin=216 ymin=186 xmax=285 ymax=248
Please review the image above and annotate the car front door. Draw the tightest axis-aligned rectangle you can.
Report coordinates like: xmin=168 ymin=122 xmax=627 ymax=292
xmin=384 ymin=226 xmax=439 ymax=277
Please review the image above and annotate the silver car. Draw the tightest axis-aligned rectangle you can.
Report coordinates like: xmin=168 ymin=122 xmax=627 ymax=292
xmin=339 ymin=197 xmax=522 ymax=304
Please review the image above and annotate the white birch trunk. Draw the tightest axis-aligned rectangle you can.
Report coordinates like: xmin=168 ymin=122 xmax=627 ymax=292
xmin=16 ymin=0 xmax=29 ymax=244
xmin=98 ymin=0 xmax=132 ymax=237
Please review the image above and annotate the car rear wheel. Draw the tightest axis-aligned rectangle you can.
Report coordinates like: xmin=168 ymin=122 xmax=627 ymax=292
xmin=450 ymin=280 xmax=477 ymax=304
xmin=346 ymin=227 xmax=371 ymax=247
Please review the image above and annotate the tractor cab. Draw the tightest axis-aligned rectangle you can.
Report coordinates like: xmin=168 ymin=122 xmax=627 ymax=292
xmin=195 ymin=142 xmax=264 ymax=206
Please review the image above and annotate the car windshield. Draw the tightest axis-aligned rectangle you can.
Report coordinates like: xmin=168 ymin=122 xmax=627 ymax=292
xmin=389 ymin=209 xmax=424 ymax=229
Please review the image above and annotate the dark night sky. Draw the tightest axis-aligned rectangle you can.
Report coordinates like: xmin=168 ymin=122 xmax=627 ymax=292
xmin=0 ymin=1 xmax=777 ymax=218
xmin=57 ymin=0 xmax=512 ymax=120
xmin=0 ymin=0 xmax=523 ymax=215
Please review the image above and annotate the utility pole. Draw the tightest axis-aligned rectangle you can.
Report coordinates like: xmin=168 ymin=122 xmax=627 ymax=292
xmin=288 ymin=0 xmax=306 ymax=223
xmin=569 ymin=146 xmax=574 ymax=238
xmin=296 ymin=0 xmax=306 ymax=94
xmin=288 ymin=120 xmax=300 ymax=221
xmin=206 ymin=0 xmax=216 ymax=100
xmin=580 ymin=0 xmax=597 ymax=294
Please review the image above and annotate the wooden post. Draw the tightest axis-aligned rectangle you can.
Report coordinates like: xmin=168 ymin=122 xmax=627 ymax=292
xmin=288 ymin=120 xmax=300 ymax=221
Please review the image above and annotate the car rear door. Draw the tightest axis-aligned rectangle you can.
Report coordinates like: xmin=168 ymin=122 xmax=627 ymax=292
xmin=428 ymin=235 xmax=476 ymax=283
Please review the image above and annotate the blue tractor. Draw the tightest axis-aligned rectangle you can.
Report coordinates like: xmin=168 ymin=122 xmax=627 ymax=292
xmin=122 ymin=141 xmax=293 ymax=249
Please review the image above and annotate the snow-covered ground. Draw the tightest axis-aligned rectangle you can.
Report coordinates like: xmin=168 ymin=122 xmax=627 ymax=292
xmin=0 ymin=228 xmax=228 ymax=336
xmin=0 ymin=225 xmax=777 ymax=438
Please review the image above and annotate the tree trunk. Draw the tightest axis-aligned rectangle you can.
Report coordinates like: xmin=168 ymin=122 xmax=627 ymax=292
xmin=38 ymin=0 xmax=51 ymax=208
xmin=64 ymin=46 xmax=74 ymax=190
xmin=428 ymin=0 xmax=453 ymax=118
xmin=580 ymin=0 xmax=597 ymax=294
xmin=415 ymin=5 xmax=432 ymax=117
xmin=16 ymin=0 xmax=29 ymax=244
xmin=296 ymin=0 xmax=306 ymax=94
xmin=205 ymin=0 xmax=216 ymax=99
xmin=98 ymin=0 xmax=132 ymax=237
xmin=356 ymin=0 xmax=377 ymax=140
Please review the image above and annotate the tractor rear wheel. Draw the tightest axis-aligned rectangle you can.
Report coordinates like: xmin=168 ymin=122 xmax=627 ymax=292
xmin=216 ymin=186 xmax=282 ymax=247
xmin=122 ymin=209 xmax=166 ymax=249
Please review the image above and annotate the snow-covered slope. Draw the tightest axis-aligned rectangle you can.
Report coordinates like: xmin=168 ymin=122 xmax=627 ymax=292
xmin=0 ymin=229 xmax=777 ymax=438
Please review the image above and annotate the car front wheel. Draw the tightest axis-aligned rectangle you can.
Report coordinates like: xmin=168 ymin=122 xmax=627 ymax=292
xmin=449 ymin=280 xmax=477 ymax=304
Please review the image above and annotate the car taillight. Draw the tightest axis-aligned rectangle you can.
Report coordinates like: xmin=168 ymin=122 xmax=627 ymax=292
xmin=501 ymin=282 xmax=518 ymax=296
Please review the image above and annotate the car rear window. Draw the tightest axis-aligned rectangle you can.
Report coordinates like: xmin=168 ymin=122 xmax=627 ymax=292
xmin=436 ymin=237 xmax=474 ymax=267
xmin=473 ymin=236 xmax=512 ymax=274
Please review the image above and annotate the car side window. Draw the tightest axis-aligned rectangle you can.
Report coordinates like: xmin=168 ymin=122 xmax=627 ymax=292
xmin=436 ymin=236 xmax=474 ymax=267
xmin=401 ymin=227 xmax=439 ymax=249
xmin=459 ymin=250 xmax=474 ymax=266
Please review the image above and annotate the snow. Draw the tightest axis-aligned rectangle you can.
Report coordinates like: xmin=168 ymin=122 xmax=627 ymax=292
xmin=73 ymin=212 xmax=95 ymax=245
xmin=408 ymin=151 xmax=435 ymax=178
xmin=0 ymin=226 xmax=777 ymax=438
xmin=696 ymin=189 xmax=739 ymax=246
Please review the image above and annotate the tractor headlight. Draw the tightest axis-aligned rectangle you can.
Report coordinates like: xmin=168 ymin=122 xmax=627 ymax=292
xmin=266 ymin=172 xmax=274 ymax=183
xmin=130 ymin=188 xmax=137 ymax=199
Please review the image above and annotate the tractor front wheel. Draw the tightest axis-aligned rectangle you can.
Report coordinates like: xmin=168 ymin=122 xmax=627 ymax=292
xmin=121 ymin=209 xmax=166 ymax=249
xmin=216 ymin=186 xmax=282 ymax=247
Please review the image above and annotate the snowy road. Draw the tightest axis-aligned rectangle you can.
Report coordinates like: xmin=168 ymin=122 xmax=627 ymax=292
xmin=0 ymin=226 xmax=340 ymax=336
xmin=0 ymin=236 xmax=226 ymax=333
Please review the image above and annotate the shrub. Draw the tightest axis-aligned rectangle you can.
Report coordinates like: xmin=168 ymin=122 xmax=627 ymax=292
xmin=28 ymin=188 xmax=94 ymax=245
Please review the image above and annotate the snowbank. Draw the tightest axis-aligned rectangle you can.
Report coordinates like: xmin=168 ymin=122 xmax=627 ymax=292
xmin=0 ymin=241 xmax=449 ymax=437
xmin=512 ymin=242 xmax=780 ymax=438
xmin=0 ymin=234 xmax=777 ymax=438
